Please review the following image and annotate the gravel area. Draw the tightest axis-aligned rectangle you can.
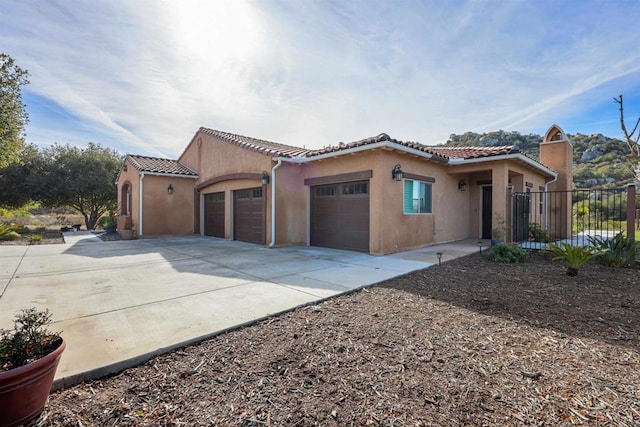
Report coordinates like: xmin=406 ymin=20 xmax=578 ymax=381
xmin=39 ymin=250 xmax=640 ymax=426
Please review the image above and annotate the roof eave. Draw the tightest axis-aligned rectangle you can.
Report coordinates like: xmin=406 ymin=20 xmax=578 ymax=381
xmin=278 ymin=141 xmax=447 ymax=163
xmin=139 ymin=171 xmax=199 ymax=179
xmin=449 ymin=153 xmax=557 ymax=178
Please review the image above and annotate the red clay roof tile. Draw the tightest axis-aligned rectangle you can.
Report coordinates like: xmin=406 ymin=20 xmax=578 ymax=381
xmin=199 ymin=128 xmax=311 ymax=158
xmin=127 ymin=155 xmax=197 ymax=176
xmin=426 ymin=145 xmax=521 ymax=159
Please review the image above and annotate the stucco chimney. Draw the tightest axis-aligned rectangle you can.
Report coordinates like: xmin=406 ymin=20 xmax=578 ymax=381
xmin=539 ymin=124 xmax=573 ymax=191
xmin=539 ymin=124 xmax=573 ymax=238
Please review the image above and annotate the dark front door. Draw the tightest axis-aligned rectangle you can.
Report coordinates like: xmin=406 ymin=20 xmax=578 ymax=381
xmin=204 ymin=192 xmax=225 ymax=238
xmin=481 ymin=186 xmax=492 ymax=239
xmin=310 ymin=181 xmax=370 ymax=252
xmin=234 ymin=187 xmax=265 ymax=244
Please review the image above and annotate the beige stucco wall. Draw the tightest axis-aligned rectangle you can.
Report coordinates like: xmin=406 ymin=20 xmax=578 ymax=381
xmin=140 ymin=174 xmax=195 ymax=237
xmin=275 ymin=151 xmax=471 ymax=255
xmin=116 ymin=158 xmax=196 ymax=237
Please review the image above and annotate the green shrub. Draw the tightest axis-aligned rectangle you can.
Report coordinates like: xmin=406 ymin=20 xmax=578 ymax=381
xmin=547 ymin=242 xmax=599 ymax=276
xmin=28 ymin=234 xmax=43 ymax=245
xmin=14 ymin=225 xmax=30 ymax=234
xmin=98 ymin=214 xmax=117 ymax=232
xmin=488 ymin=242 xmax=527 ymax=263
xmin=588 ymin=233 xmax=640 ymax=267
xmin=528 ymin=223 xmax=552 ymax=243
xmin=0 ymin=231 xmax=21 ymax=241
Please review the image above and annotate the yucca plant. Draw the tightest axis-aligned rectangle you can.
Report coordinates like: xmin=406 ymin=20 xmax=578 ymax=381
xmin=588 ymin=233 xmax=640 ymax=267
xmin=547 ymin=242 xmax=600 ymax=276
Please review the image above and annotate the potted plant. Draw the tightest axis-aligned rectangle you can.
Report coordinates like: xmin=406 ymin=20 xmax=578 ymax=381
xmin=547 ymin=242 xmax=601 ymax=276
xmin=0 ymin=308 xmax=65 ymax=427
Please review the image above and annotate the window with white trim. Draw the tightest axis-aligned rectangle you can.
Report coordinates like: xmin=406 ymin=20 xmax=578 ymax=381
xmin=403 ymin=180 xmax=432 ymax=214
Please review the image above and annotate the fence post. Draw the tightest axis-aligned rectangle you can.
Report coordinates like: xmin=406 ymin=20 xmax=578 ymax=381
xmin=627 ymin=184 xmax=637 ymax=265
xmin=628 ymin=184 xmax=637 ymax=244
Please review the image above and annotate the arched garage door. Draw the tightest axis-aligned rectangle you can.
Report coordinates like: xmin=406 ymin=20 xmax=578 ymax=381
xmin=310 ymin=181 xmax=369 ymax=252
xmin=234 ymin=187 xmax=265 ymax=244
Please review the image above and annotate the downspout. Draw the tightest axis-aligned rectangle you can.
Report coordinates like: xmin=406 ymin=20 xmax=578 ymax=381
xmin=139 ymin=173 xmax=144 ymax=236
xmin=269 ymin=158 xmax=284 ymax=247
xmin=543 ymin=174 xmax=558 ymax=231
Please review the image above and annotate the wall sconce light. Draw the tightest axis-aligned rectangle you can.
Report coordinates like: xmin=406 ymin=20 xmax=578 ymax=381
xmin=392 ymin=164 xmax=404 ymax=181
xmin=261 ymin=171 xmax=270 ymax=185
xmin=436 ymin=252 xmax=443 ymax=266
xmin=167 ymin=184 xmax=174 ymax=195
xmin=458 ymin=179 xmax=467 ymax=191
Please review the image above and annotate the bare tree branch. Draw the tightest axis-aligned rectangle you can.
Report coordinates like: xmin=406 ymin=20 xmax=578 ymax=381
xmin=614 ymin=94 xmax=640 ymax=180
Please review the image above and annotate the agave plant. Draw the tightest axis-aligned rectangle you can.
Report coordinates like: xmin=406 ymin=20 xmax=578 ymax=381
xmin=588 ymin=233 xmax=640 ymax=267
xmin=0 ymin=222 xmax=21 ymax=241
xmin=547 ymin=242 xmax=600 ymax=276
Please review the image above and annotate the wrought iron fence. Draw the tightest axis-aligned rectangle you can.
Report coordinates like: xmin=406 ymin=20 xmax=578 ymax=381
xmin=511 ymin=189 xmax=634 ymax=249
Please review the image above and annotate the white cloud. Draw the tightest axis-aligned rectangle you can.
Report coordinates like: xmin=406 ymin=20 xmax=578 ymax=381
xmin=1 ymin=0 xmax=640 ymax=157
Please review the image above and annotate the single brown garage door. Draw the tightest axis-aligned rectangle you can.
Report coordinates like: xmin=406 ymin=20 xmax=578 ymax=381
xmin=311 ymin=181 xmax=369 ymax=252
xmin=234 ymin=187 xmax=265 ymax=244
xmin=204 ymin=192 xmax=225 ymax=238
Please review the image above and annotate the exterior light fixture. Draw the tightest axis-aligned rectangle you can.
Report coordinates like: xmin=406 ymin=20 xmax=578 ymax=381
xmin=392 ymin=164 xmax=404 ymax=181
xmin=436 ymin=252 xmax=442 ymax=266
xmin=478 ymin=241 xmax=483 ymax=253
xmin=261 ymin=171 xmax=270 ymax=185
xmin=458 ymin=179 xmax=467 ymax=191
xmin=167 ymin=184 xmax=174 ymax=195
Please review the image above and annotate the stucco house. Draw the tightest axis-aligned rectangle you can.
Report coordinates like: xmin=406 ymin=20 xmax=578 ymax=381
xmin=116 ymin=124 xmax=572 ymax=255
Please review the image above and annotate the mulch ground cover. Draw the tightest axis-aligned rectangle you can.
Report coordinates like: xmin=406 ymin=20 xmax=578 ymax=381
xmin=40 ymin=250 xmax=640 ymax=426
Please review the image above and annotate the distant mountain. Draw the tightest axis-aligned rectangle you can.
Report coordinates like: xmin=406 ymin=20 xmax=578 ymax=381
xmin=443 ymin=130 xmax=635 ymax=189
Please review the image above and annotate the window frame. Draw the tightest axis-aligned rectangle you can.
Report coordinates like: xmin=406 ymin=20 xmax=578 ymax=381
xmin=402 ymin=179 xmax=433 ymax=215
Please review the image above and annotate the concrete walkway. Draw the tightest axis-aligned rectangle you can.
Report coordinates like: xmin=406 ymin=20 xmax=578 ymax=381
xmin=0 ymin=236 xmax=483 ymax=389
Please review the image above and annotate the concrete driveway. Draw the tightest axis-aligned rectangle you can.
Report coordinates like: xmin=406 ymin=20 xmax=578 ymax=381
xmin=1 ymin=235 xmax=455 ymax=388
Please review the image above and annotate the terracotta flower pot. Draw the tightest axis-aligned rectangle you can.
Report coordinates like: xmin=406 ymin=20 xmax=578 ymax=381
xmin=0 ymin=338 xmax=65 ymax=427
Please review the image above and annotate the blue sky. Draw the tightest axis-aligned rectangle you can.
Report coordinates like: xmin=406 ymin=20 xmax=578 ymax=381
xmin=2 ymin=0 xmax=640 ymax=158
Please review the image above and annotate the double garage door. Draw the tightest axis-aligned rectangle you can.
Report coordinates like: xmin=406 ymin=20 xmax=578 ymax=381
xmin=204 ymin=187 xmax=264 ymax=244
xmin=205 ymin=181 xmax=369 ymax=252
xmin=311 ymin=181 xmax=370 ymax=253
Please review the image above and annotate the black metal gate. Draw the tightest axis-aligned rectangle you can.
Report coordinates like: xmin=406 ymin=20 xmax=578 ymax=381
xmin=510 ymin=188 xmax=636 ymax=248
xmin=512 ymin=193 xmax=530 ymax=242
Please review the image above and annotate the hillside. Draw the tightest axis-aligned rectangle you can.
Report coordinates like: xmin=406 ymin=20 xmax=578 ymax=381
xmin=444 ymin=130 xmax=635 ymax=189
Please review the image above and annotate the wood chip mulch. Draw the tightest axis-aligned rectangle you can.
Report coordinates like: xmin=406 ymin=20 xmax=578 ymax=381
xmin=41 ymin=251 xmax=639 ymax=426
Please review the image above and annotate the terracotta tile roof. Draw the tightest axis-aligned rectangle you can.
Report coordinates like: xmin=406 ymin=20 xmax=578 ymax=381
xmin=200 ymin=129 xmax=449 ymax=160
xmin=127 ymin=155 xmax=197 ymax=176
xmin=198 ymin=128 xmax=535 ymax=164
xmin=305 ymin=133 xmax=449 ymax=161
xmin=425 ymin=145 xmax=521 ymax=159
xmin=199 ymin=128 xmax=311 ymax=158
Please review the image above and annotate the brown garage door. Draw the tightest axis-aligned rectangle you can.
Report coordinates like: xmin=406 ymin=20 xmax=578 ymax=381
xmin=204 ymin=192 xmax=225 ymax=238
xmin=234 ymin=187 xmax=265 ymax=244
xmin=311 ymin=181 xmax=369 ymax=252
